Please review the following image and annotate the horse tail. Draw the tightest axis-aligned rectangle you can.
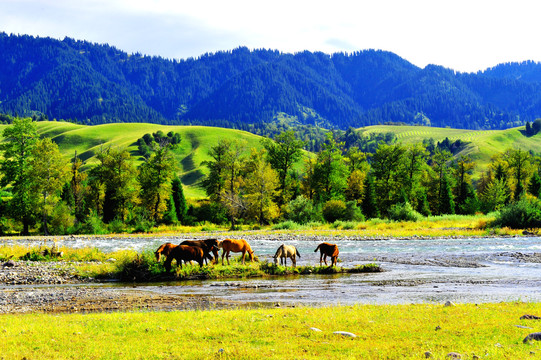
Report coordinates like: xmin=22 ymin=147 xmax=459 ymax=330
xmin=296 ymin=248 xmax=301 ymax=258
xmin=314 ymin=244 xmax=320 ymax=253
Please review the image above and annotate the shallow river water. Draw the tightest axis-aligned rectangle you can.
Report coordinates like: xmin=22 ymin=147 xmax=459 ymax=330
xmin=6 ymin=235 xmax=541 ymax=306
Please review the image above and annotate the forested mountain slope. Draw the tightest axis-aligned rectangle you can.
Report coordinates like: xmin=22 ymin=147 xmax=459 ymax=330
xmin=2 ymin=33 xmax=541 ymax=130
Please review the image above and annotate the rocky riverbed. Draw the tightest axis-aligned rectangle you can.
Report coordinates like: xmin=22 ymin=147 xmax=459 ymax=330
xmin=3 ymin=234 xmax=541 ymax=313
xmin=0 ymin=260 xmax=247 ymax=314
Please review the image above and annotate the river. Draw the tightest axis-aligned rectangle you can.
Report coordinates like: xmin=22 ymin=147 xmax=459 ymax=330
xmin=4 ymin=234 xmax=541 ymax=306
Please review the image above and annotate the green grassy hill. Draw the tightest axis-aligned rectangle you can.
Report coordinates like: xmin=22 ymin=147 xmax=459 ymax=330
xmin=0 ymin=122 xmax=270 ymax=199
xmin=360 ymin=125 xmax=541 ymax=177
xmin=1 ymin=122 xmax=539 ymax=199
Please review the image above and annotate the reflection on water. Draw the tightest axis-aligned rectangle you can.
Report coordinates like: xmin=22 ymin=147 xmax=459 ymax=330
xmin=3 ymin=235 xmax=541 ymax=305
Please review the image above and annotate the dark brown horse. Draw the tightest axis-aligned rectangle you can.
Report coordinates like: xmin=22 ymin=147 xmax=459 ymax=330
xmin=220 ymin=238 xmax=255 ymax=265
xmin=164 ymin=245 xmax=205 ymax=272
xmin=179 ymin=239 xmax=220 ymax=264
xmin=314 ymin=242 xmax=339 ymax=266
xmin=155 ymin=242 xmax=177 ymax=262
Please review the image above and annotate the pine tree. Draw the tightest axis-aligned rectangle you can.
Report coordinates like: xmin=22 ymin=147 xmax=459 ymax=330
xmin=439 ymin=173 xmax=455 ymax=215
xmin=528 ymin=172 xmax=541 ymax=198
xmin=361 ymin=174 xmax=379 ymax=219
xmin=171 ymin=175 xmax=187 ymax=224
xmin=162 ymin=195 xmax=178 ymax=225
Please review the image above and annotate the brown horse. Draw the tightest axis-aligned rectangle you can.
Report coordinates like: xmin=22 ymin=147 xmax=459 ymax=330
xmin=220 ymin=238 xmax=255 ymax=265
xmin=314 ymin=242 xmax=339 ymax=266
xmin=164 ymin=245 xmax=205 ymax=272
xmin=273 ymin=244 xmax=301 ymax=267
xmin=155 ymin=242 xmax=177 ymax=262
xmin=179 ymin=239 xmax=220 ymax=264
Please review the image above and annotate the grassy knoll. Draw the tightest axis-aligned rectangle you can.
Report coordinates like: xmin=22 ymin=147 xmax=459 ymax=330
xmin=1 ymin=302 xmax=540 ymax=359
xmin=0 ymin=122 xmax=271 ymax=199
xmin=360 ymin=124 xmax=541 ymax=179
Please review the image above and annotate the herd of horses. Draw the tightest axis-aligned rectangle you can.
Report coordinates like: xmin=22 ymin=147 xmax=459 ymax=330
xmin=154 ymin=238 xmax=340 ymax=272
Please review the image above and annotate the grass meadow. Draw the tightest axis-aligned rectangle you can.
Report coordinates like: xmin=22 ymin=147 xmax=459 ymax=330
xmin=0 ymin=302 xmax=540 ymax=359
xmin=1 ymin=121 xmax=539 ymax=198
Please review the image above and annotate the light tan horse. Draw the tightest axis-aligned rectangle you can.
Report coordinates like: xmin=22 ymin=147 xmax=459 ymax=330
xmin=155 ymin=242 xmax=178 ymax=262
xmin=220 ymin=238 xmax=255 ymax=265
xmin=314 ymin=242 xmax=339 ymax=266
xmin=273 ymin=244 xmax=301 ymax=267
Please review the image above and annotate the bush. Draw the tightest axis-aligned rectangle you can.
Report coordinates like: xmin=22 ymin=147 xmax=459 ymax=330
xmin=47 ymin=202 xmax=75 ymax=235
xmin=190 ymin=202 xmax=228 ymax=225
xmin=493 ymin=198 xmax=541 ymax=229
xmin=80 ymin=213 xmax=108 ymax=235
xmin=272 ymin=220 xmax=301 ymax=230
xmin=388 ymin=202 xmax=422 ymax=222
xmin=322 ymin=199 xmax=347 ymax=223
xmin=108 ymin=218 xmax=126 ymax=234
xmin=343 ymin=201 xmax=365 ymax=222
xmin=283 ymin=196 xmax=318 ymax=224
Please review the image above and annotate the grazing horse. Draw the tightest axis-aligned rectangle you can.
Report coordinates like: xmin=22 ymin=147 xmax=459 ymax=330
xmin=220 ymin=238 xmax=255 ymax=265
xmin=314 ymin=242 xmax=339 ymax=266
xmin=273 ymin=244 xmax=301 ymax=267
xmin=179 ymin=239 xmax=220 ymax=264
xmin=155 ymin=242 xmax=177 ymax=262
xmin=164 ymin=245 xmax=205 ymax=272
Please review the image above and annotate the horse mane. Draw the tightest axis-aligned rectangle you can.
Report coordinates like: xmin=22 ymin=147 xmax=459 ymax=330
xmin=274 ymin=244 xmax=285 ymax=258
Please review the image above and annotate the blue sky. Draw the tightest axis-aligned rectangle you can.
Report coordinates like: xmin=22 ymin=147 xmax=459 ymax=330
xmin=1 ymin=0 xmax=540 ymax=73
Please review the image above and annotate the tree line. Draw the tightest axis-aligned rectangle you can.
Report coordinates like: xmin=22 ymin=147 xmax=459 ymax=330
xmin=200 ymin=130 xmax=541 ymax=228
xmin=0 ymin=117 xmax=187 ymax=235
xmin=1 ymin=118 xmax=540 ymax=235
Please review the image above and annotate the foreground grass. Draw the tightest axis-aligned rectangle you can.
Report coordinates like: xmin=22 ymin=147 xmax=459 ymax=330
xmin=0 ymin=302 xmax=540 ymax=359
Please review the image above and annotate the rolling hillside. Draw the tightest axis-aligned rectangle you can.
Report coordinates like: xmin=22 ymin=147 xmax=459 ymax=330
xmin=1 ymin=121 xmax=537 ymax=199
xmin=0 ymin=121 xmax=269 ymax=199
xmin=360 ymin=125 xmax=541 ymax=176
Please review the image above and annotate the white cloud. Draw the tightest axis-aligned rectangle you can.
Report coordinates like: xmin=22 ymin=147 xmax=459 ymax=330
xmin=1 ymin=0 xmax=541 ymax=71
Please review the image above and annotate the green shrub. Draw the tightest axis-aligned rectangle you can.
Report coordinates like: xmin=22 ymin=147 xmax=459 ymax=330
xmin=80 ymin=213 xmax=108 ymax=235
xmin=49 ymin=202 xmax=75 ymax=235
xmin=388 ymin=202 xmax=422 ymax=222
xmin=272 ymin=220 xmax=301 ymax=230
xmin=343 ymin=201 xmax=365 ymax=222
xmin=493 ymin=198 xmax=541 ymax=229
xmin=108 ymin=218 xmax=126 ymax=234
xmin=322 ymin=199 xmax=347 ymax=223
xmin=283 ymin=195 xmax=318 ymax=224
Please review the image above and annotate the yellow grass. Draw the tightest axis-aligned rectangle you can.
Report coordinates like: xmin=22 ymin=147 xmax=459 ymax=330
xmin=0 ymin=302 xmax=540 ymax=359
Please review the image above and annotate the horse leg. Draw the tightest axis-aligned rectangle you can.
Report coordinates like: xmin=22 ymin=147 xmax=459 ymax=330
xmin=319 ymin=253 xmax=323 ymax=266
xmin=222 ymin=251 xmax=226 ymax=266
xmin=241 ymin=250 xmax=246 ymax=264
xmin=292 ymin=255 xmax=296 ymax=267
xmin=226 ymin=251 xmax=231 ymax=265
xmin=323 ymin=254 xmax=328 ymax=266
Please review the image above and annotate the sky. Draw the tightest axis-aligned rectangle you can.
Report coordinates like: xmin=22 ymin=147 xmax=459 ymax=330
xmin=1 ymin=0 xmax=540 ymax=73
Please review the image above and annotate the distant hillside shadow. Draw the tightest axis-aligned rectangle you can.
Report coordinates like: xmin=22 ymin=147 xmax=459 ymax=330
xmin=77 ymin=149 xmax=96 ymax=162
xmin=181 ymin=153 xmax=196 ymax=172
xmin=181 ymin=170 xmax=204 ymax=186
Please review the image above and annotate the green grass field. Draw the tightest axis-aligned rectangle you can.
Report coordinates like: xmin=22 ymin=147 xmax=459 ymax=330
xmin=360 ymin=125 xmax=541 ymax=178
xmin=1 ymin=302 xmax=540 ymax=359
xmin=1 ymin=121 xmax=539 ymax=197
xmin=0 ymin=122 xmax=270 ymax=199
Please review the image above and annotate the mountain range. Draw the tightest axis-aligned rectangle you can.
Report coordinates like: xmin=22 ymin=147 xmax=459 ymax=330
xmin=2 ymin=32 xmax=541 ymax=130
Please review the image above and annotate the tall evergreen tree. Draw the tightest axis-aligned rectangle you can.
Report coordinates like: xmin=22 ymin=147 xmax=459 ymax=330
xmin=528 ymin=172 xmax=541 ymax=198
xmin=0 ymin=117 xmax=38 ymax=234
xmin=171 ymin=175 xmax=187 ymax=224
xmin=361 ymin=174 xmax=379 ymax=219
xmin=439 ymin=172 xmax=455 ymax=215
